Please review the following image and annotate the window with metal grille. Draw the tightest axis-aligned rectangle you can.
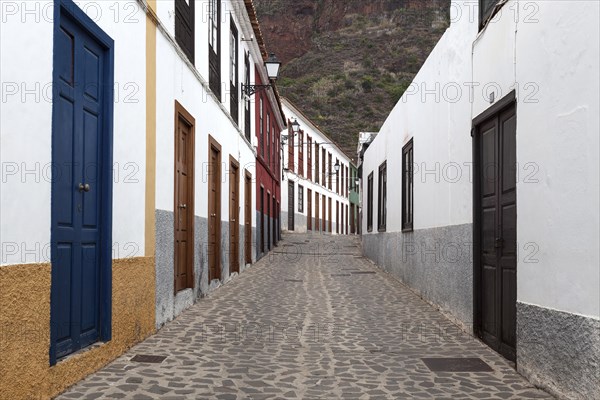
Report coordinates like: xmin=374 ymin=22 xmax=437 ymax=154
xmin=315 ymin=143 xmax=320 ymax=184
xmin=288 ymin=124 xmax=294 ymax=172
xmin=328 ymin=153 xmax=332 ymax=190
xmin=298 ymin=185 xmax=304 ymax=213
xmin=367 ymin=172 xmax=374 ymax=232
xmin=267 ymin=113 xmax=271 ymax=166
xmin=307 ymin=136 xmax=312 ymax=181
xmin=402 ymin=140 xmax=414 ymax=232
xmin=298 ymin=132 xmax=304 ymax=177
xmin=259 ymin=97 xmax=264 ymax=157
xmin=346 ymin=165 xmax=349 ymax=197
xmin=336 ymin=158 xmax=340 ymax=194
xmin=378 ymin=161 xmax=387 ymax=232
xmin=229 ymin=20 xmax=238 ymax=125
xmin=244 ymin=52 xmax=251 ymax=140
xmin=322 ymin=148 xmax=326 ymax=186
xmin=208 ymin=0 xmax=221 ymax=99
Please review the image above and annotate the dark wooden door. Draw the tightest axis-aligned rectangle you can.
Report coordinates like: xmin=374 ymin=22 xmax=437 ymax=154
xmin=260 ymin=187 xmax=265 ymax=254
xmin=244 ymin=171 xmax=252 ymax=264
xmin=288 ymin=182 xmax=295 ymax=231
xmin=346 ymin=204 xmax=349 ymax=235
xmin=336 ymin=201 xmax=340 ymax=234
xmin=51 ymin=9 xmax=113 ymax=363
xmin=208 ymin=136 xmax=221 ymax=281
xmin=229 ymin=158 xmax=240 ymax=274
xmin=328 ymin=198 xmax=332 ymax=233
xmin=277 ymin=202 xmax=281 ymax=242
xmin=174 ymin=103 xmax=195 ymax=293
xmin=272 ymin=197 xmax=277 ymax=245
xmin=315 ymin=192 xmax=320 ymax=232
xmin=322 ymin=196 xmax=327 ymax=232
xmin=475 ymin=102 xmax=517 ymax=361
xmin=267 ymin=192 xmax=272 ymax=250
xmin=307 ymin=189 xmax=313 ymax=231
xmin=351 ymin=205 xmax=356 ymax=234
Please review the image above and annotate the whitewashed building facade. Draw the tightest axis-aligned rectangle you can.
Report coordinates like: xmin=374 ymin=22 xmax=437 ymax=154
xmin=0 ymin=0 xmax=284 ymax=398
xmin=281 ymin=99 xmax=354 ymax=235
xmin=359 ymin=1 xmax=599 ymax=399
xmin=151 ymin=0 xmax=286 ymax=329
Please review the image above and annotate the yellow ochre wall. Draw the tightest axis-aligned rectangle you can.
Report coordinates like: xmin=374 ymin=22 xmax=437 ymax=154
xmin=0 ymin=2 xmax=159 ymax=399
xmin=0 ymin=257 xmax=156 ymax=400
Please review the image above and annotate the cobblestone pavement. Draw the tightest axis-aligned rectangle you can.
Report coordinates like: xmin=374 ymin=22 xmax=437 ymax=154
xmin=57 ymin=233 xmax=553 ymax=400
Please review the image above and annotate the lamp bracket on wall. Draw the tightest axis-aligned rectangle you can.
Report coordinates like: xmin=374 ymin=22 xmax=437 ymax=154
xmin=328 ymin=160 xmax=341 ymax=176
xmin=241 ymin=53 xmax=282 ymax=98
xmin=241 ymin=83 xmax=273 ymax=98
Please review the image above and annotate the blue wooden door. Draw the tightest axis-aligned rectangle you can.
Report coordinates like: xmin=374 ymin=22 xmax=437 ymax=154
xmin=51 ymin=2 xmax=113 ymax=363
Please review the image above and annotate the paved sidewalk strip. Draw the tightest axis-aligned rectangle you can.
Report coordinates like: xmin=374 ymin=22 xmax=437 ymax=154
xmin=57 ymin=233 xmax=553 ymax=400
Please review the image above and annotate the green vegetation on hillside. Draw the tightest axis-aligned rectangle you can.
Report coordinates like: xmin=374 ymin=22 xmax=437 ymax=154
xmin=255 ymin=0 xmax=449 ymax=156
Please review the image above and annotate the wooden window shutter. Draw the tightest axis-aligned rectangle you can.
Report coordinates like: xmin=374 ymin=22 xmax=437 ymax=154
xmin=175 ymin=0 xmax=195 ymax=64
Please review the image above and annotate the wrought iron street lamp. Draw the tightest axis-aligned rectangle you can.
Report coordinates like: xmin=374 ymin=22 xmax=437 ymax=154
xmin=242 ymin=53 xmax=282 ymax=97
xmin=291 ymin=119 xmax=300 ymax=135
xmin=282 ymin=118 xmax=300 ymax=145
xmin=329 ymin=160 xmax=341 ymax=176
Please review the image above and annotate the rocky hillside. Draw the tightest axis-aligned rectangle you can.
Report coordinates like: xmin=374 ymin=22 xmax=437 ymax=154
xmin=255 ymin=0 xmax=450 ymax=156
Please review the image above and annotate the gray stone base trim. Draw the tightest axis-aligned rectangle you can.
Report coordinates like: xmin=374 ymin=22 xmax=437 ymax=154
xmin=255 ymin=211 xmax=280 ymax=262
xmin=362 ymin=224 xmax=473 ymax=331
xmin=155 ymin=209 xmax=253 ymax=329
xmin=155 ymin=210 xmax=176 ymax=329
xmin=282 ymin=211 xmax=336 ymax=235
xmin=281 ymin=211 xmax=307 ymax=232
xmin=517 ymin=302 xmax=600 ymax=399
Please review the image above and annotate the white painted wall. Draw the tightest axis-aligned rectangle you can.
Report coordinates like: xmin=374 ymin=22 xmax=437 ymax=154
xmin=361 ymin=0 xmax=600 ymax=318
xmin=497 ymin=1 xmax=598 ymax=318
xmin=361 ymin=0 xmax=477 ymax=234
xmin=281 ymin=100 xmax=353 ymax=234
xmin=154 ymin=0 xmax=261 ymax=232
xmin=0 ymin=0 xmax=147 ymax=265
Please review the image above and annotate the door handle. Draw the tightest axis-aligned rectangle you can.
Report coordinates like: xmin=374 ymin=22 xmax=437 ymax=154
xmin=179 ymin=204 xmax=187 ymax=209
xmin=78 ymin=183 xmax=90 ymax=193
xmin=495 ymin=238 xmax=504 ymax=248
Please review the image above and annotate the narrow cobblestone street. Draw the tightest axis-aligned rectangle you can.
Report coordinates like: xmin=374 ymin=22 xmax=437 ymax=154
xmin=57 ymin=234 xmax=552 ymax=400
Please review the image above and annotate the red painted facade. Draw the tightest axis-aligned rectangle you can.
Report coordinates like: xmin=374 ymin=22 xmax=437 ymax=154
xmin=255 ymin=70 xmax=285 ymax=256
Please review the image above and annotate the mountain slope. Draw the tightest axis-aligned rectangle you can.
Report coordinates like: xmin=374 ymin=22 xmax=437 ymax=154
xmin=255 ymin=0 xmax=450 ymax=156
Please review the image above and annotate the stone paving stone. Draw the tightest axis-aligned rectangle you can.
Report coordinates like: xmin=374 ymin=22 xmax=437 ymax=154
xmin=56 ymin=233 xmax=554 ymax=400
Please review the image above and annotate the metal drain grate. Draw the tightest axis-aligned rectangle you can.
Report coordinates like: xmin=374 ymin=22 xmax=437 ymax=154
xmin=131 ymin=355 xmax=167 ymax=364
xmin=351 ymin=271 xmax=376 ymax=275
xmin=331 ymin=274 xmax=351 ymax=277
xmin=284 ymin=279 xmax=304 ymax=283
xmin=421 ymin=358 xmax=493 ymax=372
